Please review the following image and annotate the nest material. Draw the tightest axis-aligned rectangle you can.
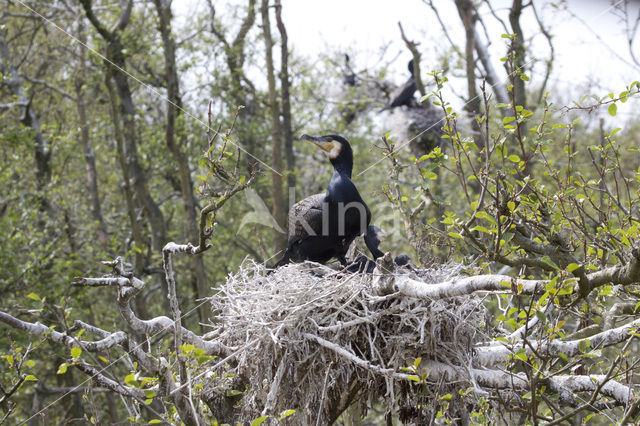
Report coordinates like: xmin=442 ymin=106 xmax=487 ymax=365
xmin=205 ymin=261 xmax=486 ymax=424
xmin=387 ymin=105 xmax=445 ymax=156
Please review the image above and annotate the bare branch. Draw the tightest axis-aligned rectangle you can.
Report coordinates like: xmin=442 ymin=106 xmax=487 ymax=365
xmin=476 ymin=317 xmax=640 ymax=366
xmin=398 ymin=21 xmax=425 ymax=97
xmin=111 ymin=0 xmax=133 ymax=32
xmin=373 ymin=254 xmax=544 ymax=298
xmin=74 ymin=362 xmax=144 ymax=399
xmin=305 ymin=333 xmax=411 ymax=380
xmin=0 ymin=101 xmax=29 ymax=110
xmin=0 ymin=311 xmax=127 ymax=352
xmin=22 ymin=75 xmax=76 ymax=100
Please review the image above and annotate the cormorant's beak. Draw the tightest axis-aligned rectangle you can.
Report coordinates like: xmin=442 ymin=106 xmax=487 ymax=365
xmin=300 ymin=134 xmax=335 ymax=153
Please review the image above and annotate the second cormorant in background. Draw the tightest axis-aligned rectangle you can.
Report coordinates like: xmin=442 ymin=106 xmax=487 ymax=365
xmin=342 ymin=54 xmax=358 ymax=87
xmin=273 ymin=134 xmax=371 ymax=267
xmin=381 ymin=59 xmax=417 ymax=111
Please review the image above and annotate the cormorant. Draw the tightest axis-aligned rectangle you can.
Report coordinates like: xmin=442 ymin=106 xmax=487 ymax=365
xmin=346 ymin=225 xmax=415 ymax=273
xmin=342 ymin=54 xmax=358 ymax=87
xmin=273 ymin=134 xmax=371 ymax=267
xmin=381 ymin=59 xmax=417 ymax=111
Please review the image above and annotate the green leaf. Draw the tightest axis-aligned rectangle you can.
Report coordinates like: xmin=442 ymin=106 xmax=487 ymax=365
xmin=619 ymin=91 xmax=629 ymax=102
xmin=424 ymin=171 xmax=437 ymax=180
xmin=251 ymin=416 xmax=268 ymax=426
xmin=407 ymin=375 xmax=422 ymax=382
xmin=24 ymin=360 xmax=35 ymax=367
xmin=26 ymin=293 xmax=40 ymax=301
xmin=125 ymin=373 xmax=138 ymax=386
xmin=24 ymin=375 xmax=38 ymax=382
xmin=70 ymin=347 xmax=82 ymax=360
xmin=57 ymin=363 xmax=68 ymax=374
xmin=513 ymin=351 xmax=528 ymax=361
xmin=278 ymin=410 xmax=296 ymax=421
xmin=608 ymin=102 xmax=617 ymax=116
xmin=470 ymin=224 xmax=489 ymax=234
xmin=579 ymin=340 xmax=590 ymax=353
xmin=507 ymin=154 xmax=520 ymax=162
xmin=567 ymin=263 xmax=580 ymax=273
xmin=149 ymin=420 xmax=163 ymax=424
xmin=584 ymin=349 xmax=602 ymax=359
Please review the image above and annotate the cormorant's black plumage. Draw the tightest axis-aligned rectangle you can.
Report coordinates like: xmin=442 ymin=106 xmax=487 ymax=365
xmin=342 ymin=54 xmax=358 ymax=87
xmin=381 ymin=59 xmax=417 ymax=111
xmin=346 ymin=225 xmax=415 ymax=273
xmin=273 ymin=134 xmax=371 ymax=268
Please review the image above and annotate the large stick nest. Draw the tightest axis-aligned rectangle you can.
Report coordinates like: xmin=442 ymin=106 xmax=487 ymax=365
xmin=204 ymin=261 xmax=487 ymax=424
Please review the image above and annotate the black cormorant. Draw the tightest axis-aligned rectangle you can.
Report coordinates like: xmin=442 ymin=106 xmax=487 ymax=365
xmin=273 ymin=134 xmax=371 ymax=267
xmin=381 ymin=59 xmax=417 ymax=111
xmin=346 ymin=225 xmax=415 ymax=273
xmin=342 ymin=54 xmax=358 ymax=87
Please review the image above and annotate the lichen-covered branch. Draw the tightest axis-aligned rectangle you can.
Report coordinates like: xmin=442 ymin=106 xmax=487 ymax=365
xmin=476 ymin=318 xmax=640 ymax=366
xmin=373 ymin=253 xmax=544 ymax=297
xmin=0 ymin=311 xmax=126 ymax=352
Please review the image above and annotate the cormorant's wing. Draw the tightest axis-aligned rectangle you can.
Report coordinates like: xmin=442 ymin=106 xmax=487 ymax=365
xmin=287 ymin=193 xmax=325 ymax=245
xmin=382 ymin=78 xmax=417 ymax=110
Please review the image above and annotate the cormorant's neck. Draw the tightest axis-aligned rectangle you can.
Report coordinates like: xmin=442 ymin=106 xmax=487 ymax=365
xmin=331 ymin=160 xmax=352 ymax=178
xmin=365 ymin=238 xmax=384 ymax=259
xmin=369 ymin=246 xmax=384 ymax=259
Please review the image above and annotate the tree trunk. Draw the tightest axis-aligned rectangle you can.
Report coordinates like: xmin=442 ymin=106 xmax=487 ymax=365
xmin=509 ymin=0 xmax=527 ymax=109
xmin=104 ymin=74 xmax=150 ymax=320
xmin=261 ymin=0 xmax=287 ymax=252
xmin=0 ymin=29 xmax=51 ymax=212
xmin=80 ymin=0 xmax=169 ymax=311
xmin=75 ymin=18 xmax=107 ymax=244
xmin=454 ymin=0 xmax=483 ymax=146
xmin=274 ymin=0 xmax=295 ymax=210
xmin=153 ymin=0 xmax=210 ymax=326
xmin=207 ymin=0 xmax=258 ymax=156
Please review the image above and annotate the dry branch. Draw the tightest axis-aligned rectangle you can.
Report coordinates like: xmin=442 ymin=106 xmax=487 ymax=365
xmin=0 ymin=312 xmax=126 ymax=352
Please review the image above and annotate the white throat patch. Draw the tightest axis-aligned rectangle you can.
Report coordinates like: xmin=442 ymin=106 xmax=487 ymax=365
xmin=327 ymin=141 xmax=342 ymax=159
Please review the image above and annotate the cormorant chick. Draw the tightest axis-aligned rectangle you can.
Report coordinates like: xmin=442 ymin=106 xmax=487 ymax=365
xmin=381 ymin=59 xmax=417 ymax=111
xmin=273 ymin=134 xmax=371 ymax=268
xmin=346 ymin=225 xmax=415 ymax=273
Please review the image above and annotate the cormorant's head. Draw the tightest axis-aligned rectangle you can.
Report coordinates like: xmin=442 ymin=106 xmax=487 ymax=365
xmin=300 ymin=134 xmax=354 ymax=174
xmin=394 ymin=254 xmax=411 ymax=266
